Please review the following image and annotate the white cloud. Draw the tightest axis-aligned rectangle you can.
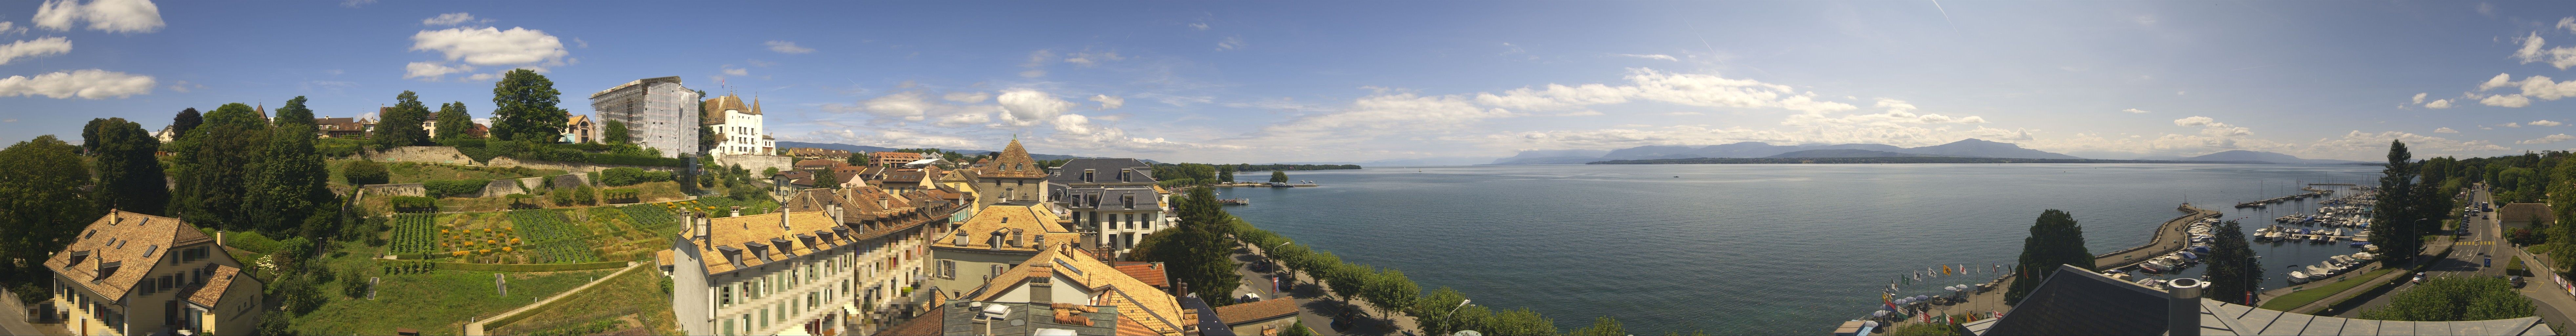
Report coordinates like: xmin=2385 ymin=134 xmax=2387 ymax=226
xmin=1470 ymin=68 xmax=1858 ymax=114
xmin=1613 ymin=53 xmax=1679 ymax=61
xmin=2519 ymin=134 xmax=2576 ymax=144
xmin=1188 ymin=23 xmax=1208 ymax=31
xmin=765 ymin=40 xmax=813 ymax=54
xmin=853 ymin=91 xmax=934 ymax=121
xmin=942 ymin=92 xmax=990 ymax=103
xmin=402 ymin=62 xmax=472 ymax=79
xmin=340 ymin=0 xmax=376 ymax=8
xmin=2434 ymin=127 xmax=2459 ymax=133
xmin=721 ymin=66 xmax=747 ymax=76
xmin=2505 ymin=122 xmax=2523 ymax=128
xmin=0 ymin=69 xmax=153 ymax=99
xmin=2513 ymin=32 xmax=2576 ymax=70
xmin=2479 ymin=73 xmax=2515 ymax=90
xmin=1019 ymin=49 xmax=1054 ymax=77
xmin=0 ymin=37 xmax=72 ymax=65
xmin=1090 ymin=94 xmax=1124 ymax=110
xmin=2172 ymin=116 xmax=2252 ymax=136
xmin=2299 ymin=131 xmax=2508 ymax=159
xmin=2425 ymin=99 xmax=2454 ymax=109
xmin=2121 ymin=108 xmax=2150 ymax=114
xmin=32 ymin=0 xmax=163 ymax=33
xmin=1216 ymin=36 xmax=1245 ymax=51
xmin=2480 ymin=94 xmax=2531 ymax=107
xmin=0 ymin=22 xmax=24 ymax=35
xmin=167 ymin=79 xmax=201 ymax=93
xmin=1665 ymin=112 xmax=1703 ymax=116
xmin=1782 ymin=99 xmax=1987 ymax=126
xmin=2533 ymin=119 xmax=2565 ymax=126
xmin=407 ymin=27 xmax=566 ymax=81
xmin=1063 ymin=51 xmax=1123 ymax=67
xmin=996 ymin=90 xmax=1075 ymax=127
xmin=2412 ymin=93 xmax=2427 ymax=104
xmin=421 ymin=12 xmax=489 ymax=26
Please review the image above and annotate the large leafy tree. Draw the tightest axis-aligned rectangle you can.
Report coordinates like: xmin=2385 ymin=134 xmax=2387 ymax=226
xmin=169 ymin=108 xmax=203 ymax=138
xmin=375 ymin=91 xmax=431 ymax=148
xmin=2005 ymin=209 xmax=2094 ymax=303
xmin=434 ymin=101 xmax=474 ymax=140
xmin=91 ymin=118 xmax=169 ymax=216
xmin=176 ymin=103 xmax=273 ymax=231
xmin=1139 ymin=187 xmax=1242 ymax=304
xmin=245 ymin=107 xmax=333 ymax=235
xmin=490 ymin=69 xmax=567 ymax=142
xmin=0 ymin=135 xmax=97 ymax=273
xmin=80 ymin=118 xmax=107 ymax=154
xmin=272 ymin=96 xmax=315 ymax=128
xmin=2205 ymin=220 xmax=2263 ymax=305
xmin=1270 ymin=170 xmax=1289 ymax=183
xmin=698 ymin=124 xmax=718 ymax=155
xmin=2355 ymin=276 xmax=2534 ymax=321
xmin=602 ymin=119 xmax=630 ymax=145
xmin=1364 ymin=268 xmax=1421 ymax=321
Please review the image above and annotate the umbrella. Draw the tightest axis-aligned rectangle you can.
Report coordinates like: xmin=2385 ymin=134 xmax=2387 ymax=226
xmin=1915 ymin=295 xmax=1930 ymax=301
xmin=1945 ymin=285 xmax=1961 ymax=291
xmin=1874 ymin=310 xmax=1890 ymax=317
xmin=1894 ymin=298 xmax=1911 ymax=305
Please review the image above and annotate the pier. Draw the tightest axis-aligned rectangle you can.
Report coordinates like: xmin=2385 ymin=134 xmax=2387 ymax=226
xmin=2233 ymin=189 xmax=2334 ymax=209
xmin=2096 ymin=204 xmax=2224 ymax=270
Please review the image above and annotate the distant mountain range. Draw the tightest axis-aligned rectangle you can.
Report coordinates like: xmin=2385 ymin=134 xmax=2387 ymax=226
xmin=1492 ymin=138 xmax=2082 ymax=164
xmin=773 ymin=141 xmax=1131 ymax=162
xmin=2136 ymin=150 xmax=2367 ymax=165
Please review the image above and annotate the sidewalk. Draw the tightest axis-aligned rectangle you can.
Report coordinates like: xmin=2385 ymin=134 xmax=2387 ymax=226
xmin=0 ymin=291 xmax=70 ymax=336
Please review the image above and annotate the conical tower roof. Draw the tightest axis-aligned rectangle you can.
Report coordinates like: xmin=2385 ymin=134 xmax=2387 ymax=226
xmin=982 ymin=138 xmax=1047 ymax=178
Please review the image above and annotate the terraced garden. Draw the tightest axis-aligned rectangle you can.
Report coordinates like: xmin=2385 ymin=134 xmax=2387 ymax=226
xmin=390 ymin=214 xmax=441 ymax=254
xmin=523 ymin=240 xmax=602 ymax=263
xmin=510 ymin=210 xmax=586 ymax=243
xmin=619 ymin=205 xmax=682 ymax=234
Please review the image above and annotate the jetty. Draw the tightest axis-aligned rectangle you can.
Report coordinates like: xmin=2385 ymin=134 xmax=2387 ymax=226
xmin=1218 ymin=199 xmax=1250 ymax=205
xmin=2096 ymin=204 xmax=2224 ymax=270
xmin=2233 ymin=189 xmax=2335 ymax=208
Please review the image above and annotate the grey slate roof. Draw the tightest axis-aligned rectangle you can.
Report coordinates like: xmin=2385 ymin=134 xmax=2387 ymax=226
xmin=1049 ymin=158 xmax=1157 ymax=185
xmin=940 ymin=301 xmax=1119 ymax=336
xmin=1061 ymin=187 xmax=1161 ymax=211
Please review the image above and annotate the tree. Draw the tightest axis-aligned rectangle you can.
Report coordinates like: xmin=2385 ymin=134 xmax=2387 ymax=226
xmin=2005 ymin=209 xmax=2094 ymax=304
xmin=1364 ymin=268 xmax=1421 ymax=322
xmin=245 ymin=116 xmax=333 ymax=235
xmin=698 ymin=124 xmax=718 ymax=156
xmin=2205 ymin=220 xmax=2263 ymax=305
xmin=2373 ymin=140 xmax=2425 ymax=271
xmin=1281 ymin=321 xmax=1317 ymax=336
xmin=2355 ymin=275 xmax=2534 ymax=321
xmin=1323 ymin=263 xmax=1371 ymax=305
xmin=434 ymin=101 xmax=474 ymax=140
xmin=1487 ymin=307 xmax=1559 ymax=336
xmin=376 ymin=91 xmax=431 ymax=148
xmin=602 ymin=119 xmax=630 ymax=145
xmin=343 ymin=159 xmax=389 ymax=185
xmin=80 ymin=118 xmax=107 ymax=154
xmin=1416 ymin=287 xmax=1471 ymax=336
xmin=170 ymin=108 xmax=203 ymax=139
xmin=1270 ymin=170 xmax=1289 ymax=183
xmin=273 ymin=96 xmax=315 ymax=128
xmin=490 ymin=69 xmax=567 ymax=142
xmin=1570 ymin=316 xmax=1626 ymax=336
xmin=90 ymin=118 xmax=169 ymax=215
xmin=1295 ymin=250 xmax=1341 ymax=281
xmin=1219 ymin=166 xmax=1235 ymax=182
xmin=0 ymin=136 xmax=96 ymax=274
xmin=177 ymin=103 xmax=273 ymax=231
xmin=811 ymin=169 xmax=839 ymax=189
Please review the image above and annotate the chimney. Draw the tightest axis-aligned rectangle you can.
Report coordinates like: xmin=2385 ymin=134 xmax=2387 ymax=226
xmin=731 ymin=206 xmax=743 ymax=217
xmin=2166 ymin=277 xmax=2205 ymax=336
xmin=781 ymin=203 xmax=792 ymax=231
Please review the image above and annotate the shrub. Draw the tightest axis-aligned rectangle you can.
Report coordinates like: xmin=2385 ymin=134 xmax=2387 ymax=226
xmin=315 ymin=138 xmax=366 ymax=158
xmin=423 ymin=179 xmax=490 ymax=198
xmin=343 ymin=159 xmax=390 ymax=186
xmin=599 ymin=167 xmax=672 ymax=186
xmin=508 ymin=194 xmax=542 ymax=209
xmin=551 ymin=188 xmax=576 ymax=206
xmin=602 ymin=188 xmax=641 ymax=203
xmin=389 ymin=196 xmax=438 ymax=213
xmin=224 ymin=231 xmax=285 ymax=254
xmin=576 ymin=185 xmax=599 ymax=205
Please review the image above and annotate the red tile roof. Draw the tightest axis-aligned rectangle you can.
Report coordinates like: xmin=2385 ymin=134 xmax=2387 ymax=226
xmin=1112 ymin=262 xmax=1170 ymax=289
xmin=1212 ymin=299 xmax=1299 ymax=326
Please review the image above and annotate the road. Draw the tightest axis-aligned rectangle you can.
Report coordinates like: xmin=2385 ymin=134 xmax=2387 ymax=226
xmin=0 ymin=291 xmax=69 ymax=336
xmin=2333 ymin=184 xmax=2558 ymax=323
xmin=1230 ymin=242 xmax=1409 ymax=336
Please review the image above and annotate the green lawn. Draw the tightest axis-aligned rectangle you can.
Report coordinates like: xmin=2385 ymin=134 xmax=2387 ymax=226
xmin=285 ymin=264 xmax=614 ymax=335
xmin=489 ymin=266 xmax=681 ymax=335
xmin=2259 ymin=268 xmax=2395 ymax=311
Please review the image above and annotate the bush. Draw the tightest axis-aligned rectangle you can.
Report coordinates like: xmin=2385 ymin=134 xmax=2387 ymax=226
xmin=599 ymin=167 xmax=673 ymax=186
xmin=576 ymin=185 xmax=598 ymax=205
xmin=602 ymin=188 xmax=641 ymax=203
xmin=344 ymin=159 xmax=390 ymax=185
xmin=509 ymin=194 xmax=542 ymax=209
xmin=551 ymin=188 xmax=577 ymax=206
xmin=224 ymin=231 xmax=285 ymax=254
xmin=315 ymin=137 xmax=367 ymax=158
xmin=2355 ymin=275 xmax=2534 ymax=321
xmin=423 ymin=179 xmax=490 ymax=198
xmin=389 ymin=196 xmax=438 ymax=213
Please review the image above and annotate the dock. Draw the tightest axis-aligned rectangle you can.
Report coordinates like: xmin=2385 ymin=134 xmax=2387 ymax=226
xmin=2233 ymin=189 xmax=2334 ymax=208
xmin=1218 ymin=199 xmax=1250 ymax=205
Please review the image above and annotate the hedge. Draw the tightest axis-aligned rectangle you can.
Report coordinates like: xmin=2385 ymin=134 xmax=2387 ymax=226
xmin=344 ymin=159 xmax=390 ymax=186
xmin=223 ymin=231 xmax=284 ymax=255
xmin=389 ymin=196 xmax=439 ymax=213
xmin=598 ymin=167 xmax=672 ymax=186
xmin=315 ymin=138 xmax=368 ymax=158
xmin=423 ymin=179 xmax=490 ymax=198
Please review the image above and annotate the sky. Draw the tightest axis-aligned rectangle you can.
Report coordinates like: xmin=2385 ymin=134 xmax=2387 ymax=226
xmin=3 ymin=1 xmax=2576 ymax=163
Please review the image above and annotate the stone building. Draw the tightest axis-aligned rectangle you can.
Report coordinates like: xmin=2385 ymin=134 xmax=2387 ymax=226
xmin=46 ymin=210 xmax=264 ymax=336
xmin=702 ymin=93 xmax=773 ymax=156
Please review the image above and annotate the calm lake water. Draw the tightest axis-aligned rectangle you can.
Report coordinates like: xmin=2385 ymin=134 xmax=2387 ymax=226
xmin=1218 ymin=163 xmax=2383 ymax=335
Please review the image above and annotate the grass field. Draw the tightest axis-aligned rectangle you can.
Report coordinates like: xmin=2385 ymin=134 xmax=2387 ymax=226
xmin=489 ymin=266 xmax=682 ymax=335
xmin=287 ymin=240 xmax=615 ymax=335
xmin=2259 ymin=268 xmax=2395 ymax=311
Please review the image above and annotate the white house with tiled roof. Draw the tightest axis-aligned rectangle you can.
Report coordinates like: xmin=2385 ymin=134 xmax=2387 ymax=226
xmin=46 ymin=210 xmax=263 ymax=336
xmin=666 ymin=208 xmax=863 ymax=336
xmin=701 ymin=93 xmax=771 ymax=156
xmin=960 ymin=244 xmax=1197 ymax=336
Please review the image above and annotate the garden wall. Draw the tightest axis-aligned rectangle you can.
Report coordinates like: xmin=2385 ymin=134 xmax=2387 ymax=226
xmin=472 ymin=179 xmax=528 ymax=198
xmin=361 ymin=183 xmax=427 ymax=197
xmin=489 ymin=156 xmax=677 ymax=174
xmin=714 ymin=154 xmax=794 ymax=176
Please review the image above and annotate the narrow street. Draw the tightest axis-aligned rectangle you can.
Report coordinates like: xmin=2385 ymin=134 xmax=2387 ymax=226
xmin=1231 ymin=242 xmax=1417 ymax=336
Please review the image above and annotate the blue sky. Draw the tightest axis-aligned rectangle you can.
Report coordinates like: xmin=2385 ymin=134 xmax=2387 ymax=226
xmin=4 ymin=0 xmax=2575 ymax=162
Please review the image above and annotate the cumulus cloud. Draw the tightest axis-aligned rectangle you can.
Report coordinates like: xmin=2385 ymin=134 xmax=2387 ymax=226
xmin=2412 ymin=93 xmax=2427 ymax=104
xmin=996 ymin=90 xmax=1075 ymax=127
xmin=2481 ymin=94 xmax=2531 ymax=108
xmin=2173 ymin=116 xmax=2252 ymax=136
xmin=2514 ymin=31 xmax=2576 ymax=70
xmin=340 ymin=0 xmax=376 ymax=8
xmin=2425 ymin=99 xmax=2454 ymax=109
xmin=2523 ymin=134 xmax=2576 ymax=144
xmin=1470 ymin=68 xmax=1858 ymax=114
xmin=0 ymin=22 xmax=25 ymax=35
xmin=2534 ymin=119 xmax=2566 ymax=126
xmin=1063 ymin=51 xmax=1124 ymax=67
xmin=2298 ymin=131 xmax=2509 ymax=159
xmin=942 ymin=92 xmax=990 ymax=103
xmin=1216 ymin=36 xmax=1245 ymax=51
xmin=1613 ymin=53 xmax=1679 ymax=61
xmin=406 ymin=27 xmax=566 ymax=80
xmin=2506 ymin=122 xmax=2523 ymax=128
xmin=2121 ymin=108 xmax=2150 ymax=114
xmin=0 ymin=37 xmax=72 ymax=65
xmin=0 ymin=69 xmax=153 ymax=99
xmin=853 ymin=91 xmax=934 ymax=122
xmin=1090 ymin=94 xmax=1124 ymax=110
xmin=2435 ymin=127 xmax=2459 ymax=133
xmin=32 ymin=0 xmax=162 ymax=33
xmin=765 ymin=40 xmax=813 ymax=54
xmin=721 ymin=66 xmax=747 ymax=76
xmin=421 ymin=12 xmax=489 ymax=26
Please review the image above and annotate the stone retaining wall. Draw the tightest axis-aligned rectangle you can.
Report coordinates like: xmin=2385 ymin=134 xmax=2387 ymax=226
xmin=368 ymin=146 xmax=477 ymax=165
xmin=487 ymin=156 xmax=676 ymax=174
xmin=714 ymin=154 xmax=794 ymax=176
xmin=361 ymin=183 xmax=427 ymax=197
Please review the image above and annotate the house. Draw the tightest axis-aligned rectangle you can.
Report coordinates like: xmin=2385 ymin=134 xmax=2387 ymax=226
xmin=1109 ymin=262 xmax=1171 ymax=295
xmin=46 ymin=210 xmax=264 ymax=336
xmin=1047 ymin=158 xmax=1158 ymax=189
xmin=2500 ymin=203 xmax=2554 ymax=231
xmin=1212 ymin=299 xmax=1296 ymax=335
xmin=703 ymin=93 xmax=773 ymax=156
xmin=1061 ymin=187 xmax=1167 ymax=259
xmin=314 ymin=117 xmax=370 ymax=138
xmin=952 ymin=243 xmax=1201 ymax=336
xmin=972 ymin=139 xmax=1053 ymax=206
xmin=756 ymin=186 xmax=962 ymax=334
xmin=926 ymin=203 xmax=1081 ymax=301
xmin=871 ymin=152 xmax=925 ymax=168
xmin=1968 ymin=264 xmax=2550 ymax=335
xmin=773 ymin=170 xmax=814 ymax=195
xmin=796 ymin=159 xmax=844 ymax=171
xmin=591 ymin=76 xmax=701 ymax=158
xmin=662 ymin=207 xmax=863 ymax=336
xmin=563 ymin=115 xmax=597 ymax=144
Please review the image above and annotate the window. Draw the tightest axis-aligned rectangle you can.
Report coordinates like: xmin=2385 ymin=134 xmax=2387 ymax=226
xmin=990 ymin=264 xmax=1004 ymax=279
xmin=722 ymin=284 xmax=734 ymax=305
xmin=939 ymin=260 xmax=956 ymax=279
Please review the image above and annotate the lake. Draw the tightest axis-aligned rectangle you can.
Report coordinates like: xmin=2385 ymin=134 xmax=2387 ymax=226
xmin=1217 ymin=163 xmax=2383 ymax=335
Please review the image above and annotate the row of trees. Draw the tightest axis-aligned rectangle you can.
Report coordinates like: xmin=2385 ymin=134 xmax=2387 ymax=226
xmin=1133 ymin=187 xmax=1630 ymax=334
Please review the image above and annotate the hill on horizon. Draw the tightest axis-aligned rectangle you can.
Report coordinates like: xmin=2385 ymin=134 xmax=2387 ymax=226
xmin=2175 ymin=150 xmax=2365 ymax=164
xmin=1492 ymin=138 xmax=2080 ymax=164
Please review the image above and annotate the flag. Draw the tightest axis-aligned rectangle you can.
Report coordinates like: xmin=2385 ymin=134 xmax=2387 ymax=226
xmin=1943 ymin=265 xmax=1954 ymax=275
xmin=1884 ymin=294 xmax=1900 ymax=312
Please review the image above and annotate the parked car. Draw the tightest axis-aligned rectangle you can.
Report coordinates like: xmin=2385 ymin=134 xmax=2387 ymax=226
xmin=2512 ymin=276 xmax=2527 ymax=288
xmin=2411 ymin=273 xmax=2426 ymax=284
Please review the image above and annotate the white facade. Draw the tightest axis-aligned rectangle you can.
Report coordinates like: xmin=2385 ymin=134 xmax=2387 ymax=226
xmin=591 ymin=76 xmax=699 ymax=158
xmin=706 ymin=94 xmax=771 ymax=156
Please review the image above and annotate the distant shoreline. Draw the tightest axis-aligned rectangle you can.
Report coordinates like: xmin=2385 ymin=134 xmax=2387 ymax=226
xmin=1587 ymin=157 xmax=2388 ymax=165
